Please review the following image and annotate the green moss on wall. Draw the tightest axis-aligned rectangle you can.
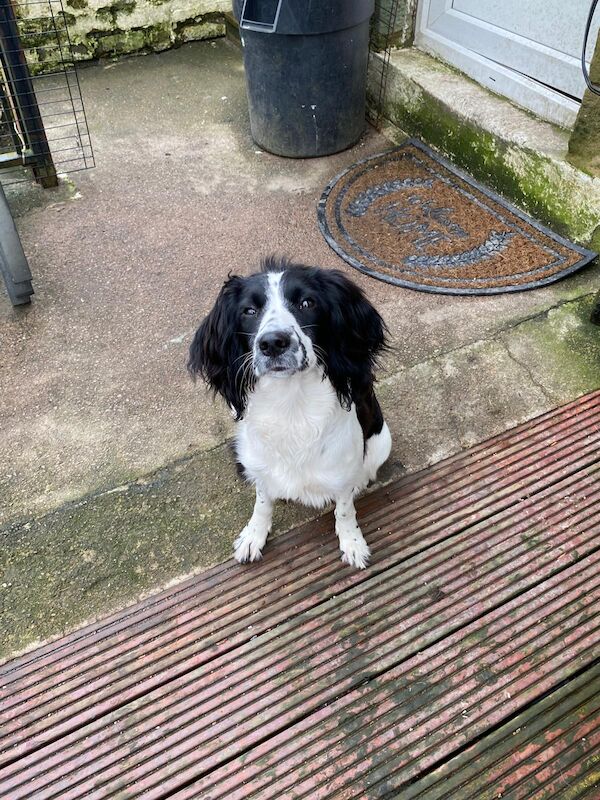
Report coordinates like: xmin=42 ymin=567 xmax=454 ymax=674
xmin=97 ymin=28 xmax=147 ymax=55
xmin=16 ymin=0 xmax=227 ymax=70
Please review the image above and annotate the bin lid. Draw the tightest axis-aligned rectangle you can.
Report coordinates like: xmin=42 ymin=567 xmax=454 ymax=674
xmin=234 ymin=0 xmax=374 ymax=35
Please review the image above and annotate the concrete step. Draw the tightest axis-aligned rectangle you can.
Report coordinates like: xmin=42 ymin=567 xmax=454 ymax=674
xmin=369 ymin=47 xmax=600 ymax=248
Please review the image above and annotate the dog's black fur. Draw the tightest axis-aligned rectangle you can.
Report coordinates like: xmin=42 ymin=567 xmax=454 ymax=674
xmin=188 ymin=258 xmax=388 ymax=439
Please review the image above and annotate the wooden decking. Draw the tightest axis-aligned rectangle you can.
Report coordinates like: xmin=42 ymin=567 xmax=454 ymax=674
xmin=1 ymin=391 xmax=599 ymax=799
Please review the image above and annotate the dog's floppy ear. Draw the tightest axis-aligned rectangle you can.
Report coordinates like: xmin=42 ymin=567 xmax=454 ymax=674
xmin=188 ymin=275 xmax=250 ymax=419
xmin=318 ymin=269 xmax=387 ymax=410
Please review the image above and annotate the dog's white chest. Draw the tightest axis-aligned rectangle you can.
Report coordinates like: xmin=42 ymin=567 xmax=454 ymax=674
xmin=236 ymin=372 xmax=365 ymax=507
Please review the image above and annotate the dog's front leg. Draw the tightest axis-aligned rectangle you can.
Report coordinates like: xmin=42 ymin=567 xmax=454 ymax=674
xmin=233 ymin=484 xmax=273 ymax=563
xmin=334 ymin=491 xmax=370 ymax=569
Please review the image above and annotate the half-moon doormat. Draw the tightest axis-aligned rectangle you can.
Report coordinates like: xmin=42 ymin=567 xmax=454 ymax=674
xmin=318 ymin=139 xmax=597 ymax=295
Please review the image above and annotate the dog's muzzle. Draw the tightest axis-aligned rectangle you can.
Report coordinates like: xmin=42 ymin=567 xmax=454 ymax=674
xmin=258 ymin=330 xmax=291 ymax=358
xmin=254 ymin=328 xmax=307 ymax=376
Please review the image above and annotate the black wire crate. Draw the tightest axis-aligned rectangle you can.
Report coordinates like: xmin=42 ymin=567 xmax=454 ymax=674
xmin=368 ymin=0 xmax=401 ymax=126
xmin=0 ymin=0 xmax=94 ymax=187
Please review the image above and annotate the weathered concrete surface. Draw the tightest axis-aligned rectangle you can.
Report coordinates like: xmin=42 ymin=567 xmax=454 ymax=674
xmin=1 ymin=40 xmax=599 ymax=661
xmin=380 ymin=294 xmax=600 ymax=472
xmin=0 ymin=441 xmax=315 ymax=659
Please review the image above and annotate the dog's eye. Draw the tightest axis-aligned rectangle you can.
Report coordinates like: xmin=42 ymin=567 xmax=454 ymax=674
xmin=299 ymin=298 xmax=314 ymax=310
xmin=243 ymin=307 xmax=257 ymax=316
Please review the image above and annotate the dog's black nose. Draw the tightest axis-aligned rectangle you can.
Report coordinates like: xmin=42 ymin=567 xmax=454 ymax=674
xmin=258 ymin=330 xmax=291 ymax=357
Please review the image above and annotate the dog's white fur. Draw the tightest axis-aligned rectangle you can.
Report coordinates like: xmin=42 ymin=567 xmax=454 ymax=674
xmin=233 ymin=273 xmax=391 ymax=569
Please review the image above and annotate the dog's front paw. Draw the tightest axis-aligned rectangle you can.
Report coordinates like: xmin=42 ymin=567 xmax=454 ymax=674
xmin=338 ymin=532 xmax=371 ymax=570
xmin=233 ymin=521 xmax=270 ymax=564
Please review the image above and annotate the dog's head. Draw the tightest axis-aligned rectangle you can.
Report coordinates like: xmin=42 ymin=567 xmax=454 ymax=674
xmin=188 ymin=257 xmax=387 ymax=419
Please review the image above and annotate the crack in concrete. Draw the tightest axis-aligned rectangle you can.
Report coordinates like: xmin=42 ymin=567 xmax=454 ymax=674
xmin=497 ymin=337 xmax=557 ymax=404
xmin=381 ymin=291 xmax=595 ymax=389
xmin=439 ymin=291 xmax=594 ymax=366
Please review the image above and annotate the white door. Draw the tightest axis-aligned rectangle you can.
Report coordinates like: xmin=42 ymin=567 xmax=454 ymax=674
xmin=416 ymin=0 xmax=600 ymax=128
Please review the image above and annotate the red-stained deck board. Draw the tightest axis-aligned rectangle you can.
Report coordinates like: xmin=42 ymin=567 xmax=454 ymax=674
xmin=0 ymin=391 xmax=599 ymax=800
xmin=4 ymin=473 xmax=599 ymax=799
xmin=401 ymin=663 xmax=600 ymax=800
xmin=168 ymin=556 xmax=599 ymax=800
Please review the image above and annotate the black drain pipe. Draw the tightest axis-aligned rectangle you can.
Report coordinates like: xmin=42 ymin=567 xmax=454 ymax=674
xmin=583 ymin=0 xmax=600 ymax=94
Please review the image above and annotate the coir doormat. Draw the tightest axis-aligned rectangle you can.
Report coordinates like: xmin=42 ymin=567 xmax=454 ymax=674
xmin=318 ymin=140 xmax=597 ymax=295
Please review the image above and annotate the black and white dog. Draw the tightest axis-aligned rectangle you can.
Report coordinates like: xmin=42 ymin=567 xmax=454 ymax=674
xmin=188 ymin=257 xmax=391 ymax=569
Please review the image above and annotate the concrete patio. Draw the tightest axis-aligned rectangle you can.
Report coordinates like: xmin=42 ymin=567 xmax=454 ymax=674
xmin=1 ymin=37 xmax=599 ymax=661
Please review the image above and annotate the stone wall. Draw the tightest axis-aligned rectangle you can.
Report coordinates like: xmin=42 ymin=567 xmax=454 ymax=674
xmin=16 ymin=0 xmax=230 ymax=69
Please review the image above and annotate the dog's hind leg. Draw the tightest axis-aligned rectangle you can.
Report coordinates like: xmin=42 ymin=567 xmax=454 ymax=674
xmin=233 ymin=484 xmax=273 ymax=563
xmin=334 ymin=491 xmax=370 ymax=569
xmin=364 ymin=421 xmax=392 ymax=483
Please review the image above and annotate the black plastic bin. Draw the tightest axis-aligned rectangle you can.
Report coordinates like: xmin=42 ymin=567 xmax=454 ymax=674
xmin=233 ymin=0 xmax=374 ymax=157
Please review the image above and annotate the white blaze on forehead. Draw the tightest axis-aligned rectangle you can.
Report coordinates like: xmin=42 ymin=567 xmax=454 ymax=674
xmin=258 ymin=271 xmax=297 ymax=334
xmin=254 ymin=270 xmax=316 ymax=369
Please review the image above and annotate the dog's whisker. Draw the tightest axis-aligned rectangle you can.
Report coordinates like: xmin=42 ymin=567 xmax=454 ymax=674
xmin=234 ymin=353 xmax=254 ymax=390
xmin=234 ymin=349 xmax=256 ymax=366
xmin=241 ymin=359 xmax=255 ymax=394
xmin=312 ymin=343 xmax=328 ymax=362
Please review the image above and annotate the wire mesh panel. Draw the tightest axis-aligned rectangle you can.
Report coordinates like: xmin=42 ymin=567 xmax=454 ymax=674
xmin=0 ymin=0 xmax=93 ymax=186
xmin=368 ymin=0 xmax=401 ymax=126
